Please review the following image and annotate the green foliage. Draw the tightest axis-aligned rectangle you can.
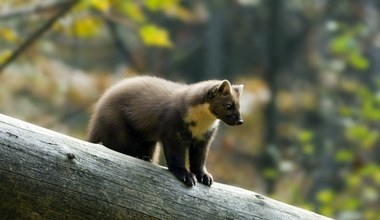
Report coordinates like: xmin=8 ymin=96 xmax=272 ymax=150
xmin=330 ymin=24 xmax=370 ymax=71
xmin=331 ymin=34 xmax=356 ymax=54
xmin=145 ymin=0 xmax=179 ymax=11
xmin=302 ymin=144 xmax=314 ymax=155
xmin=73 ymin=16 xmax=102 ymax=38
xmin=0 ymin=27 xmax=19 ymax=43
xmin=119 ymin=1 xmax=146 ymax=23
xmin=308 ymin=16 xmax=379 ymax=220
xmin=79 ymin=0 xmax=111 ymax=12
xmin=343 ymin=198 xmax=360 ymax=211
xmin=348 ymin=52 xmax=369 ymax=71
xmin=139 ymin=24 xmax=172 ymax=48
xmin=2 ymin=1 xmax=380 ymax=219
xmin=316 ymin=189 xmax=335 ymax=204
xmin=297 ymin=130 xmax=314 ymax=143
xmin=263 ymin=168 xmax=278 ymax=179
xmin=52 ymin=0 xmax=180 ymax=47
xmin=0 ymin=50 xmax=11 ymax=63
xmin=346 ymin=124 xmax=369 ymax=140
xmin=335 ymin=150 xmax=353 ymax=162
xmin=338 ymin=105 xmax=353 ymax=117
xmin=346 ymin=173 xmax=361 ymax=188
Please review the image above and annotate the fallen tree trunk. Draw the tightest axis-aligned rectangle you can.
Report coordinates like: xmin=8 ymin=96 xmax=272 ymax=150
xmin=0 ymin=113 xmax=332 ymax=219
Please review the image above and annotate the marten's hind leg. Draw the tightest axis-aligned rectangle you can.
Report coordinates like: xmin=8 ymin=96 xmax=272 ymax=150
xmin=136 ymin=142 xmax=160 ymax=163
xmin=88 ymin=119 xmax=159 ymax=163
xmin=115 ymin=123 xmax=159 ymax=163
xmin=114 ymin=130 xmax=159 ymax=163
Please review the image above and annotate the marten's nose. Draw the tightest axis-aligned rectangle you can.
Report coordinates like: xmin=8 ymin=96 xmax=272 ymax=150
xmin=237 ymin=119 xmax=244 ymax=125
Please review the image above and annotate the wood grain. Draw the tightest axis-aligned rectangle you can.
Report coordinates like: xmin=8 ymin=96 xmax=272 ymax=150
xmin=0 ymin=114 xmax=332 ymax=220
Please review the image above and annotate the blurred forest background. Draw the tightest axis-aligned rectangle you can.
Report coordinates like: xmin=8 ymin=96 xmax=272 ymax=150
xmin=1 ymin=0 xmax=380 ymax=219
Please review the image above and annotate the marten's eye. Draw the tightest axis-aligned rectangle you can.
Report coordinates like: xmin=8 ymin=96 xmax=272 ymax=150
xmin=225 ymin=104 xmax=233 ymax=110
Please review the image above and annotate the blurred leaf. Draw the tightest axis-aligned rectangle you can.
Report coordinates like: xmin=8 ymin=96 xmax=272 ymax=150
xmin=0 ymin=28 xmax=19 ymax=43
xmin=364 ymin=210 xmax=379 ymax=220
xmin=339 ymin=79 xmax=359 ymax=93
xmin=139 ymin=24 xmax=172 ymax=47
xmin=75 ymin=0 xmax=95 ymax=11
xmin=319 ymin=206 xmax=334 ymax=217
xmin=346 ymin=174 xmax=361 ymax=188
xmin=361 ymin=131 xmax=378 ymax=149
xmin=372 ymin=169 xmax=380 ymax=186
xmin=73 ymin=17 xmax=101 ymax=38
xmin=144 ymin=0 xmax=192 ymax=21
xmin=349 ymin=52 xmax=369 ymax=71
xmin=346 ymin=124 xmax=368 ymax=141
xmin=302 ymin=144 xmax=314 ymax=155
xmin=119 ymin=2 xmax=146 ymax=23
xmin=335 ymin=150 xmax=353 ymax=162
xmin=360 ymin=163 xmax=378 ymax=176
xmin=145 ymin=0 xmax=162 ymax=11
xmin=0 ymin=50 xmax=11 ymax=63
xmin=330 ymin=34 xmax=356 ymax=54
xmin=145 ymin=0 xmax=179 ymax=11
xmin=316 ymin=189 xmax=334 ymax=204
xmin=263 ymin=168 xmax=278 ymax=179
xmin=343 ymin=198 xmax=360 ymax=210
xmin=167 ymin=5 xmax=193 ymax=22
xmin=339 ymin=105 xmax=353 ymax=117
xmin=297 ymin=130 xmax=314 ymax=143
xmin=90 ymin=0 xmax=111 ymax=11
xmin=362 ymin=100 xmax=380 ymax=121
xmin=357 ymin=86 xmax=371 ymax=100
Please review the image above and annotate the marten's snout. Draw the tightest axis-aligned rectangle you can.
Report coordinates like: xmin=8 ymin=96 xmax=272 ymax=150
xmin=236 ymin=115 xmax=244 ymax=125
xmin=227 ymin=115 xmax=243 ymax=126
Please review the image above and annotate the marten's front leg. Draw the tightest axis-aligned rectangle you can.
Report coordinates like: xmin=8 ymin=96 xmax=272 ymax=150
xmin=161 ymin=134 xmax=196 ymax=187
xmin=189 ymin=138 xmax=213 ymax=186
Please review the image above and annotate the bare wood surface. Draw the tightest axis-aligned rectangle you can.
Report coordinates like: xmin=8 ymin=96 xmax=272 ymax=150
xmin=0 ymin=113 xmax=332 ymax=219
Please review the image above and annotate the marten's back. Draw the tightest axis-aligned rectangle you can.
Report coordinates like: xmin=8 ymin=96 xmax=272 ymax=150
xmin=87 ymin=76 xmax=186 ymax=144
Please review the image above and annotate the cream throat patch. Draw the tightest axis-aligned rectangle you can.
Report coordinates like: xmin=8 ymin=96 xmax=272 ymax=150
xmin=184 ymin=103 xmax=219 ymax=140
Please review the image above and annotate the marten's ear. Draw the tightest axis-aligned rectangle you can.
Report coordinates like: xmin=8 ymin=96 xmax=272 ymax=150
xmin=217 ymin=80 xmax=232 ymax=95
xmin=233 ymin=84 xmax=244 ymax=98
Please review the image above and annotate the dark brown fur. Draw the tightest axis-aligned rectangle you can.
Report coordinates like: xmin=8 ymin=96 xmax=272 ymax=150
xmin=87 ymin=76 xmax=243 ymax=187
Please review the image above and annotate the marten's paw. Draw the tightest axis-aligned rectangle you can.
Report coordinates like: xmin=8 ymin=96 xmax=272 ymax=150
xmin=136 ymin=155 xmax=152 ymax=162
xmin=169 ymin=167 xmax=196 ymax=187
xmin=195 ymin=172 xmax=213 ymax=186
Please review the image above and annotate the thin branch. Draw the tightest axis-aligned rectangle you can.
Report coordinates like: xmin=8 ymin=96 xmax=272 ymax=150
xmin=95 ymin=10 xmax=138 ymax=30
xmin=0 ymin=0 xmax=74 ymax=20
xmin=0 ymin=0 xmax=78 ymax=73
xmin=103 ymin=17 xmax=144 ymax=71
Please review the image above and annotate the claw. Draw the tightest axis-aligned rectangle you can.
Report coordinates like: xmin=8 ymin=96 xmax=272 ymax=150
xmin=169 ymin=167 xmax=196 ymax=187
xmin=196 ymin=173 xmax=213 ymax=186
xmin=185 ymin=174 xmax=196 ymax=187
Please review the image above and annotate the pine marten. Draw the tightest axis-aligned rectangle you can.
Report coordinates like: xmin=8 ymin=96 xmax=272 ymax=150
xmin=87 ymin=76 xmax=244 ymax=187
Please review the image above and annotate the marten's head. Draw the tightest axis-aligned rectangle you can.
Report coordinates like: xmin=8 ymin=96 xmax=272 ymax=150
xmin=208 ymin=80 xmax=244 ymax=126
